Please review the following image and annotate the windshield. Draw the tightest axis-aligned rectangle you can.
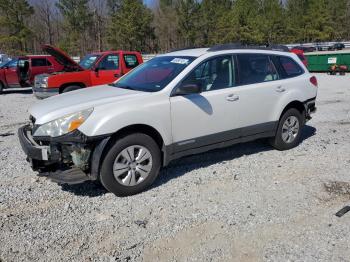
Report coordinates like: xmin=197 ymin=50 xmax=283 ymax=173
xmin=1 ymin=59 xmax=17 ymax=68
xmin=112 ymin=56 xmax=195 ymax=92
xmin=79 ymin=54 xmax=100 ymax=69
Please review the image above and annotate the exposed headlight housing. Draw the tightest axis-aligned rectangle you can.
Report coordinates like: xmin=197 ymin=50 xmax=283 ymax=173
xmin=33 ymin=108 xmax=93 ymax=137
xmin=35 ymin=75 xmax=49 ymax=88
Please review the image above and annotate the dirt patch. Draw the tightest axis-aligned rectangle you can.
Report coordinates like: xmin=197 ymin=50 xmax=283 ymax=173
xmin=324 ymin=181 xmax=350 ymax=198
xmin=318 ymin=99 xmax=343 ymax=105
xmin=337 ymin=121 xmax=350 ymax=126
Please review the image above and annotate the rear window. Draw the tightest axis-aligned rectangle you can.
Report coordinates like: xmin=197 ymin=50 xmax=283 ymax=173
xmin=277 ymin=56 xmax=304 ymax=78
xmin=124 ymin=54 xmax=139 ymax=68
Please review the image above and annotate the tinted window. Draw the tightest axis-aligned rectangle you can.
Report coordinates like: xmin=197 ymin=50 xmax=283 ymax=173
xmin=182 ymin=56 xmax=234 ymax=91
xmin=124 ymin=54 xmax=139 ymax=68
xmin=32 ymin=58 xmax=48 ymax=67
xmin=112 ymin=56 xmax=195 ymax=92
xmin=237 ymin=54 xmax=279 ymax=85
xmin=99 ymin=54 xmax=119 ymax=70
xmin=278 ymin=56 xmax=303 ymax=78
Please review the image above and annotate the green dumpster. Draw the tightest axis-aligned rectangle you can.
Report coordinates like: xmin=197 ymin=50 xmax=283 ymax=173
xmin=305 ymin=50 xmax=350 ymax=72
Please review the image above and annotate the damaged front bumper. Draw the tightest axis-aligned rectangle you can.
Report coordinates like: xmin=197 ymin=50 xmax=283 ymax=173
xmin=18 ymin=124 xmax=109 ymax=184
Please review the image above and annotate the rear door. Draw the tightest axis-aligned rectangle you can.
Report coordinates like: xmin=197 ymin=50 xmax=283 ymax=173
xmin=226 ymin=53 xmax=283 ymax=135
xmin=90 ymin=53 xmax=121 ymax=86
xmin=30 ymin=57 xmax=52 ymax=78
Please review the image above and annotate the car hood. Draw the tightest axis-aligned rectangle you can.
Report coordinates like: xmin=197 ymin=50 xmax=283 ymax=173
xmin=42 ymin=44 xmax=84 ymax=71
xmin=30 ymin=85 xmax=148 ymax=124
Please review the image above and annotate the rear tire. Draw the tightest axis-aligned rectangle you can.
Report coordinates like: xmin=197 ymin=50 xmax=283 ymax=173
xmin=100 ymin=133 xmax=161 ymax=196
xmin=62 ymin=85 xmax=83 ymax=93
xmin=269 ymin=108 xmax=304 ymax=151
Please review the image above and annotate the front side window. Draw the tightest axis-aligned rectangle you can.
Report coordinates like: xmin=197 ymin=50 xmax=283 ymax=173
xmin=112 ymin=56 xmax=195 ymax=92
xmin=79 ymin=54 xmax=100 ymax=70
xmin=98 ymin=54 xmax=119 ymax=70
xmin=237 ymin=54 xmax=279 ymax=85
xmin=124 ymin=54 xmax=139 ymax=68
xmin=277 ymin=56 xmax=303 ymax=78
xmin=182 ymin=56 xmax=234 ymax=91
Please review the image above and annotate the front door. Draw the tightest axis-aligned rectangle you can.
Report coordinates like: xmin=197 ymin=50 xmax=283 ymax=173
xmin=170 ymin=55 xmax=240 ymax=152
xmin=91 ymin=53 xmax=121 ymax=86
xmin=5 ymin=59 xmax=20 ymax=87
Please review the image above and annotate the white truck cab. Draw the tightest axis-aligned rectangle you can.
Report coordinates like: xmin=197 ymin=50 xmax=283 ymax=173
xmin=19 ymin=44 xmax=317 ymax=196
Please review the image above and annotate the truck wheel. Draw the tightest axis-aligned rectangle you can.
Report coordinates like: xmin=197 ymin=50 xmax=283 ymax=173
xmin=0 ymin=82 xmax=4 ymax=94
xmin=62 ymin=85 xmax=83 ymax=93
xmin=100 ymin=133 xmax=161 ymax=196
xmin=269 ymin=108 xmax=304 ymax=151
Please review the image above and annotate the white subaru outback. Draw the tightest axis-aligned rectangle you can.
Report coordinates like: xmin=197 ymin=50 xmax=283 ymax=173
xmin=19 ymin=45 xmax=317 ymax=196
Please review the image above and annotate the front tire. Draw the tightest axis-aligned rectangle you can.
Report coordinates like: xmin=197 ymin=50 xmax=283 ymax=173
xmin=269 ymin=108 xmax=304 ymax=150
xmin=100 ymin=133 xmax=161 ymax=196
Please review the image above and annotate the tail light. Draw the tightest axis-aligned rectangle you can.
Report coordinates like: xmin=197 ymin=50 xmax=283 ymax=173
xmin=310 ymin=76 xmax=318 ymax=87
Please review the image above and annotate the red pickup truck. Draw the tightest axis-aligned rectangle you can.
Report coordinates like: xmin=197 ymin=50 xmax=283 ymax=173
xmin=0 ymin=55 xmax=64 ymax=94
xmin=33 ymin=45 xmax=143 ymax=99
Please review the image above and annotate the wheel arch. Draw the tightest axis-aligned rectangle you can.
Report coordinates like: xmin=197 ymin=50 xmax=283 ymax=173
xmin=59 ymin=82 xmax=86 ymax=93
xmin=91 ymin=124 xmax=167 ymax=180
xmin=279 ymin=100 xmax=306 ymax=123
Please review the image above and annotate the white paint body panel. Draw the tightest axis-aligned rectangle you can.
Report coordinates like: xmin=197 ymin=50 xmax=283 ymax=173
xmin=29 ymin=48 xmax=317 ymax=147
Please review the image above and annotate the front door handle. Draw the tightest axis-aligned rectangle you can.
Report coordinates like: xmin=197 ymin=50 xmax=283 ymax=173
xmin=276 ymin=86 xmax=286 ymax=92
xmin=226 ymin=94 xmax=239 ymax=102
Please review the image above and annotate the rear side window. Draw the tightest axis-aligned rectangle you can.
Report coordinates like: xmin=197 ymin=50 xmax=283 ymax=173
xmin=32 ymin=58 xmax=49 ymax=67
xmin=277 ymin=56 xmax=303 ymax=78
xmin=237 ymin=54 xmax=279 ymax=85
xmin=124 ymin=54 xmax=139 ymax=68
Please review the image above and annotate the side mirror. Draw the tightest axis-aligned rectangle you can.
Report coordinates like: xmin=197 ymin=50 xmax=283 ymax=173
xmin=174 ymin=83 xmax=202 ymax=96
xmin=94 ymin=67 xmax=100 ymax=73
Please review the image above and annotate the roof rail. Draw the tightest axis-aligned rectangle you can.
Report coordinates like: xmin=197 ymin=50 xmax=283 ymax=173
xmin=169 ymin=46 xmax=204 ymax=52
xmin=208 ymin=43 xmax=290 ymax=52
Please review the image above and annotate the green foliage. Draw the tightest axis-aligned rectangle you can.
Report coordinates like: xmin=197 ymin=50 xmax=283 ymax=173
xmin=175 ymin=0 xmax=200 ymax=47
xmin=107 ymin=0 xmax=154 ymax=52
xmin=56 ymin=0 xmax=92 ymax=55
xmin=0 ymin=0 xmax=34 ymax=54
xmin=1 ymin=0 xmax=350 ymax=55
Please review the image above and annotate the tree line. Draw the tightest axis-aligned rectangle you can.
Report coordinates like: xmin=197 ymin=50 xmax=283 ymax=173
xmin=0 ymin=0 xmax=349 ymax=56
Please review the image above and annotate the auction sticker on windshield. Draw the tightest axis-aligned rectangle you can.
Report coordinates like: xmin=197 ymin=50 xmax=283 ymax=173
xmin=171 ymin=58 xmax=190 ymax=64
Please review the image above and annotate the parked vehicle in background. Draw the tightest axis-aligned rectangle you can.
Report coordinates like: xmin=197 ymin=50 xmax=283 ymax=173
xmin=290 ymin=49 xmax=308 ymax=67
xmin=33 ymin=45 xmax=143 ymax=99
xmin=0 ymin=54 xmax=10 ymax=64
xmin=0 ymin=55 xmax=64 ymax=94
xmin=328 ymin=43 xmax=345 ymax=51
xmin=19 ymin=44 xmax=317 ymax=196
xmin=291 ymin=46 xmax=316 ymax=53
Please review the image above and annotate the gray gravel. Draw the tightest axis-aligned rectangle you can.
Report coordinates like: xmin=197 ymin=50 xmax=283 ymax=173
xmin=0 ymin=75 xmax=350 ymax=262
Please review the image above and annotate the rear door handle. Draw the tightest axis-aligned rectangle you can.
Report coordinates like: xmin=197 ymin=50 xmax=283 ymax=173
xmin=226 ymin=94 xmax=239 ymax=102
xmin=276 ymin=86 xmax=286 ymax=92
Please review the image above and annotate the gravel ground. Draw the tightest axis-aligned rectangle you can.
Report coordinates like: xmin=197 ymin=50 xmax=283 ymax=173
xmin=0 ymin=74 xmax=350 ymax=262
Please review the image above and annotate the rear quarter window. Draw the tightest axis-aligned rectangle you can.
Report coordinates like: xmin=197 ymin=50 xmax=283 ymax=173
xmin=32 ymin=58 xmax=49 ymax=67
xmin=124 ymin=54 xmax=139 ymax=68
xmin=276 ymin=56 xmax=304 ymax=78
